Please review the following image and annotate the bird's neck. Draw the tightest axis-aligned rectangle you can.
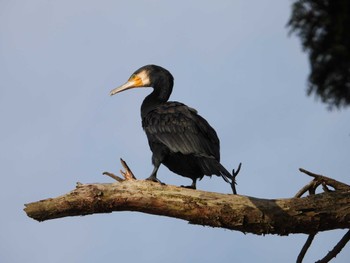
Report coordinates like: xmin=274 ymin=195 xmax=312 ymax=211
xmin=141 ymin=84 xmax=172 ymax=118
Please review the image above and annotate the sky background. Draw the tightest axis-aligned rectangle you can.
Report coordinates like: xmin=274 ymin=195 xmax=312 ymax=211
xmin=1 ymin=0 xmax=349 ymax=262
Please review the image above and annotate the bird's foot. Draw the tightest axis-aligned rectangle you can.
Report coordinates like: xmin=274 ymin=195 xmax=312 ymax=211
xmin=146 ymin=175 xmax=165 ymax=185
xmin=180 ymin=184 xmax=196 ymax=190
xmin=181 ymin=182 xmax=196 ymax=190
xmin=181 ymin=179 xmax=197 ymax=189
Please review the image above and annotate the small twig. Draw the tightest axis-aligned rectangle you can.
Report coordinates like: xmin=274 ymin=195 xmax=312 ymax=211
xmin=120 ymin=158 xmax=136 ymax=180
xmin=103 ymin=158 xmax=136 ymax=182
xmin=103 ymin=171 xmax=124 ymax=182
xmin=296 ymin=233 xmax=316 ymax=263
xmin=299 ymin=168 xmax=350 ymax=191
xmin=232 ymin=162 xmax=242 ymax=180
xmin=321 ymin=182 xmax=332 ymax=193
xmin=316 ymin=229 xmax=350 ymax=263
xmin=294 ymin=181 xmax=320 ymax=198
xmin=231 ymin=162 xmax=242 ymax=195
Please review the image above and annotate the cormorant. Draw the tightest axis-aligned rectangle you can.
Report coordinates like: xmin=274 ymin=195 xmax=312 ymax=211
xmin=110 ymin=65 xmax=239 ymax=194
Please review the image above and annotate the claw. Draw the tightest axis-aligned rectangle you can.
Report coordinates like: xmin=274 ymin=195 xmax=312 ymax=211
xmin=146 ymin=175 xmax=165 ymax=185
xmin=181 ymin=179 xmax=196 ymax=190
xmin=181 ymin=185 xmax=196 ymax=190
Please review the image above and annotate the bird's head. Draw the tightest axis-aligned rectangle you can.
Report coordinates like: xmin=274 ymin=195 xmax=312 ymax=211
xmin=110 ymin=65 xmax=174 ymax=97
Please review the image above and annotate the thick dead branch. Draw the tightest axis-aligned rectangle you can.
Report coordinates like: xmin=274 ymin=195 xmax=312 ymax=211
xmin=24 ymin=161 xmax=350 ymax=263
xmin=24 ymin=164 xmax=350 ymax=236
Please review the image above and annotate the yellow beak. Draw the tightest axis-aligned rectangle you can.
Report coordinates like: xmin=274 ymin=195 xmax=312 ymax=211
xmin=110 ymin=80 xmax=137 ymax=96
xmin=110 ymin=75 xmax=144 ymax=96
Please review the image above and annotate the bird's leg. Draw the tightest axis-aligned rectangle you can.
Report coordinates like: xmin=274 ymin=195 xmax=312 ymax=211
xmin=146 ymin=165 xmax=165 ymax=185
xmin=181 ymin=178 xmax=197 ymax=189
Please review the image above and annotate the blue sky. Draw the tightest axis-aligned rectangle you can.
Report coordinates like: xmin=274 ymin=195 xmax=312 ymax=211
xmin=1 ymin=1 xmax=349 ymax=262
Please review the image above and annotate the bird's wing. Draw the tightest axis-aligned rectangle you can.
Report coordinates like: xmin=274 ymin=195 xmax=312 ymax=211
xmin=142 ymin=102 xmax=220 ymax=159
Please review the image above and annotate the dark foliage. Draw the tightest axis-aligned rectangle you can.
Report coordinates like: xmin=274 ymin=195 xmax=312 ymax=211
xmin=288 ymin=0 xmax=350 ymax=109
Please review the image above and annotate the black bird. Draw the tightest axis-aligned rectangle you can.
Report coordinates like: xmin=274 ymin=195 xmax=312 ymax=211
xmin=110 ymin=65 xmax=239 ymax=194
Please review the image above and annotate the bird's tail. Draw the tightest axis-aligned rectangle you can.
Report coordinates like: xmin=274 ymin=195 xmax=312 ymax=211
xmin=197 ymin=156 xmax=241 ymax=194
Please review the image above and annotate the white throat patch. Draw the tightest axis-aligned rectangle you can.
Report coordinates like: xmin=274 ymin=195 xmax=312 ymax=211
xmin=137 ymin=70 xmax=151 ymax=87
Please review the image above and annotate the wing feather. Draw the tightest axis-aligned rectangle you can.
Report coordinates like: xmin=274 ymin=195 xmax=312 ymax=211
xmin=142 ymin=102 xmax=220 ymax=160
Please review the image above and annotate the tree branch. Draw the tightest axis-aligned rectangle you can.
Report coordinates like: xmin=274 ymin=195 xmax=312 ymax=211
xmin=294 ymin=168 xmax=350 ymax=262
xmin=24 ymin=162 xmax=350 ymax=237
xmin=316 ymin=229 xmax=350 ymax=263
xmin=296 ymin=233 xmax=316 ymax=263
xmin=299 ymin=168 xmax=350 ymax=192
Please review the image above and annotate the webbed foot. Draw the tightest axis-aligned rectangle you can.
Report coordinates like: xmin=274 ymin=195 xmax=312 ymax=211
xmin=181 ymin=179 xmax=196 ymax=189
xmin=146 ymin=175 xmax=165 ymax=185
xmin=180 ymin=184 xmax=196 ymax=189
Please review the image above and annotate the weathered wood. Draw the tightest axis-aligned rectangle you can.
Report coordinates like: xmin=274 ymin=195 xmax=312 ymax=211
xmin=24 ymin=180 xmax=350 ymax=235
